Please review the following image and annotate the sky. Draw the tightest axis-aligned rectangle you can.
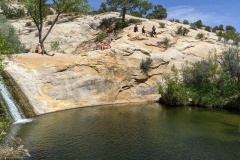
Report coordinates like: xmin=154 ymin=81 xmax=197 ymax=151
xmin=88 ymin=0 xmax=240 ymax=32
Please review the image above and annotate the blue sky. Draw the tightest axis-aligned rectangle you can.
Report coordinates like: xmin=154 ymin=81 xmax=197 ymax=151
xmin=89 ymin=0 xmax=240 ymax=32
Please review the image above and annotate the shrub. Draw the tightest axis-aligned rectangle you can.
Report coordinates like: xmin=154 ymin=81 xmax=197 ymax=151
xmin=50 ymin=41 xmax=60 ymax=51
xmin=47 ymin=20 xmax=53 ymax=25
xmin=99 ymin=17 xmax=118 ymax=29
xmin=183 ymin=19 xmax=189 ymax=25
xmin=115 ymin=20 xmax=129 ymax=29
xmin=205 ymin=26 xmax=211 ymax=32
xmin=127 ymin=18 xmax=143 ymax=24
xmin=158 ymin=51 xmax=240 ymax=107
xmin=221 ymin=47 xmax=240 ymax=81
xmin=176 ymin=26 xmax=189 ymax=36
xmin=163 ymin=37 xmax=170 ymax=47
xmin=22 ymin=48 xmax=30 ymax=53
xmin=159 ymin=22 xmax=165 ymax=28
xmin=196 ymin=32 xmax=205 ymax=40
xmin=1 ymin=2 xmax=25 ymax=19
xmin=157 ymin=37 xmax=170 ymax=48
xmin=25 ymin=22 xmax=32 ymax=27
xmin=182 ymin=56 xmax=218 ymax=88
xmin=140 ymin=57 xmax=153 ymax=73
xmin=159 ymin=77 xmax=191 ymax=106
xmin=95 ymin=32 xmax=107 ymax=42
xmin=190 ymin=24 xmax=198 ymax=30
xmin=217 ymin=30 xmax=239 ymax=44
xmin=233 ymin=35 xmax=240 ymax=46
xmin=226 ymin=25 xmax=236 ymax=32
xmin=169 ymin=18 xmax=180 ymax=23
xmin=192 ymin=20 xmax=204 ymax=29
xmin=158 ymin=65 xmax=193 ymax=106
xmin=174 ymin=19 xmax=181 ymax=23
xmin=0 ymin=15 xmax=23 ymax=53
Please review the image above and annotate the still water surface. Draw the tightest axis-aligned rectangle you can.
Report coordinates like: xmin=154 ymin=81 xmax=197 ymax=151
xmin=10 ymin=103 xmax=240 ymax=160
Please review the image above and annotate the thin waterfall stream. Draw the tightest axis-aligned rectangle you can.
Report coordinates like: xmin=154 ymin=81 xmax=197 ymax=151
xmin=0 ymin=76 xmax=32 ymax=124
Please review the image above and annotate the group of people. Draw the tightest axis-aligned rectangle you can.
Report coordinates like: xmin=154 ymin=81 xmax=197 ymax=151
xmin=35 ymin=43 xmax=55 ymax=56
xmin=96 ymin=42 xmax=111 ymax=50
xmin=134 ymin=24 xmax=157 ymax=37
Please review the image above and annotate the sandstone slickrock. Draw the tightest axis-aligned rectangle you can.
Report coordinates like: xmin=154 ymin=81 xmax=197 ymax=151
xmin=5 ymin=13 xmax=226 ymax=115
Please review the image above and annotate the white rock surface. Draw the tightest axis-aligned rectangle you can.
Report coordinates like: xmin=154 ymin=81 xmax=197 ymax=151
xmin=4 ymin=13 xmax=226 ymax=115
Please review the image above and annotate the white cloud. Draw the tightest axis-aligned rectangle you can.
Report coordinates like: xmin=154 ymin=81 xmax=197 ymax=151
xmin=167 ymin=5 xmax=228 ymax=26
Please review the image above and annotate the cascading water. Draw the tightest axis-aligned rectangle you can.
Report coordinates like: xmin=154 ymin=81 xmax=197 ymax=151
xmin=0 ymin=77 xmax=32 ymax=124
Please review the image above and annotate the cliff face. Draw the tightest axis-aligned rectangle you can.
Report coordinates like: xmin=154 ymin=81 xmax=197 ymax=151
xmin=5 ymin=13 xmax=225 ymax=115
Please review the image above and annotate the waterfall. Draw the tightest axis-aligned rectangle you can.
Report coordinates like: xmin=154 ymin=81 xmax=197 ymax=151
xmin=0 ymin=77 xmax=32 ymax=124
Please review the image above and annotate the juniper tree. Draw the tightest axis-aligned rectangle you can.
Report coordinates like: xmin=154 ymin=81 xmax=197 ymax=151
xmin=22 ymin=0 xmax=91 ymax=46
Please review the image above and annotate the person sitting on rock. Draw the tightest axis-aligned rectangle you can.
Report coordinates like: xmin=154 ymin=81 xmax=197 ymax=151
xmin=35 ymin=44 xmax=39 ymax=53
xmin=134 ymin=24 xmax=138 ymax=32
xmin=42 ymin=46 xmax=55 ymax=56
xmin=36 ymin=43 xmax=54 ymax=56
xmin=96 ymin=42 xmax=103 ymax=50
xmin=36 ymin=43 xmax=43 ymax=55
xmin=102 ymin=43 xmax=111 ymax=50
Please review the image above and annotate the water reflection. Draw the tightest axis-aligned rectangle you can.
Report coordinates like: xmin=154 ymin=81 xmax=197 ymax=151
xmin=9 ymin=103 xmax=240 ymax=160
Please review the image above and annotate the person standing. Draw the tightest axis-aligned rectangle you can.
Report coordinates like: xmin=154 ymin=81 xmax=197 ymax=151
xmin=142 ymin=26 xmax=146 ymax=35
xmin=36 ymin=43 xmax=43 ymax=55
xmin=152 ymin=25 xmax=156 ymax=36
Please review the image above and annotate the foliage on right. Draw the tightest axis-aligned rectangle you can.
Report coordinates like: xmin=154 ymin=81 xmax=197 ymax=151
xmin=158 ymin=47 xmax=240 ymax=109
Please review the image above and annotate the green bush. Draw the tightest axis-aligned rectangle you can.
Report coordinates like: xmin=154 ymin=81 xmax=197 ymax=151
xmin=182 ymin=56 xmax=218 ymax=88
xmin=190 ymin=24 xmax=198 ymax=30
xmin=47 ymin=20 xmax=53 ymax=25
xmin=174 ymin=19 xmax=181 ymax=23
xmin=1 ymin=2 xmax=25 ymax=19
xmin=140 ymin=57 xmax=153 ymax=73
xmin=176 ymin=26 xmax=190 ymax=36
xmin=99 ymin=17 xmax=118 ymax=29
xmin=25 ymin=22 xmax=32 ymax=27
xmin=221 ymin=47 xmax=240 ymax=81
xmin=50 ymin=41 xmax=60 ymax=51
xmin=127 ymin=18 xmax=143 ymax=24
xmin=205 ymin=26 xmax=211 ymax=32
xmin=157 ymin=37 xmax=170 ymax=48
xmin=192 ymin=20 xmax=204 ymax=29
xmin=159 ymin=65 xmax=193 ymax=106
xmin=115 ymin=20 xmax=129 ymax=29
xmin=163 ymin=37 xmax=170 ymax=47
xmin=0 ymin=15 xmax=24 ymax=54
xmin=159 ymin=50 xmax=240 ymax=108
xmin=217 ymin=30 xmax=240 ymax=44
xmin=169 ymin=18 xmax=180 ymax=23
xmin=196 ymin=32 xmax=205 ymax=40
xmin=159 ymin=22 xmax=165 ymax=28
xmin=99 ymin=18 xmax=139 ymax=30
xmin=183 ymin=19 xmax=189 ymax=25
xmin=0 ymin=104 xmax=11 ymax=142
xmin=95 ymin=32 xmax=107 ymax=42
